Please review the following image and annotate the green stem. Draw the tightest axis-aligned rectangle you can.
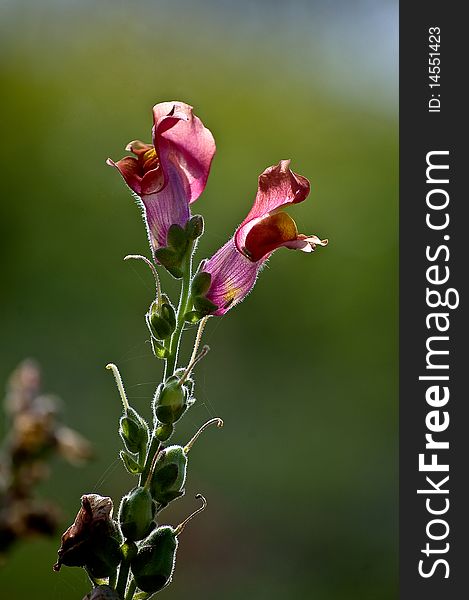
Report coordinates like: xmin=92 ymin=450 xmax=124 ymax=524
xmin=165 ymin=248 xmax=193 ymax=377
xmin=139 ymin=434 xmax=160 ymax=486
xmin=139 ymin=247 xmax=193 ymax=486
xmin=108 ymin=569 xmax=118 ymax=590
xmin=115 ymin=556 xmax=131 ymax=600
xmin=124 ymin=578 xmax=138 ymax=600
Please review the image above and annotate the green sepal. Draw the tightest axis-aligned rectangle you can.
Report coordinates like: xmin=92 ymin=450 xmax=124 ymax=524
xmin=149 ymin=446 xmax=187 ymax=505
xmin=167 ymin=224 xmax=188 ymax=252
xmin=155 ymin=422 xmax=174 ymax=442
xmin=151 ymin=338 xmax=170 ymax=359
xmin=119 ymin=450 xmax=143 ymax=475
xmin=153 ymin=247 xmax=179 ymax=267
xmin=160 ymin=300 xmax=176 ymax=330
xmin=193 ymin=296 xmax=218 ymax=315
xmin=121 ymin=540 xmax=138 ymax=562
xmin=190 ymin=271 xmax=211 ymax=297
xmin=164 ymin=265 xmax=183 ymax=279
xmin=185 ymin=214 xmax=204 ymax=240
xmin=149 ymin=313 xmax=173 ymax=340
xmin=119 ymin=407 xmax=149 ymax=455
xmin=184 ymin=310 xmax=204 ymax=324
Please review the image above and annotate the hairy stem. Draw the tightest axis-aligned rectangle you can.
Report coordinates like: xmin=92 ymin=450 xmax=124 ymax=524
xmin=139 ymin=434 xmax=160 ymax=487
xmin=115 ymin=555 xmax=131 ymax=600
xmin=124 ymin=578 xmax=137 ymax=600
xmin=165 ymin=248 xmax=193 ymax=377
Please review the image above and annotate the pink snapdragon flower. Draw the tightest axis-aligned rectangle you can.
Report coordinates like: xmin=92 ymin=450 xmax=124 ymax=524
xmin=201 ymin=160 xmax=328 ymax=315
xmin=107 ymin=102 xmax=215 ymax=254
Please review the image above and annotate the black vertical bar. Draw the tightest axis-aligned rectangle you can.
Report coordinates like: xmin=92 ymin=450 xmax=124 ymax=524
xmin=400 ymin=2 xmax=466 ymax=598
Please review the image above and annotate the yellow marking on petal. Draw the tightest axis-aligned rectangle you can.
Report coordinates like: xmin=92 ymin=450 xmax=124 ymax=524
xmin=223 ymin=281 xmax=241 ymax=307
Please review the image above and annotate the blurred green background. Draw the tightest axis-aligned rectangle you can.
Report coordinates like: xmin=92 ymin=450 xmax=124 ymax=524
xmin=0 ymin=0 xmax=397 ymax=598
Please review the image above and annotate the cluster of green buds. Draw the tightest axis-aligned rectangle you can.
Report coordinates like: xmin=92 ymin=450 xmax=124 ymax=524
xmin=102 ymin=355 xmax=222 ymax=597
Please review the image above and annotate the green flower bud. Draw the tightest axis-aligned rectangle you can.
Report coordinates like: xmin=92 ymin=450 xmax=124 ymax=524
xmin=131 ymin=526 xmax=177 ymax=594
xmin=153 ymin=378 xmax=188 ymax=425
xmin=155 ymin=422 xmax=174 ymax=442
xmin=147 ymin=298 xmax=176 ymax=341
xmin=119 ymin=407 xmax=149 ymax=455
xmin=160 ymin=298 xmax=176 ymax=330
xmin=185 ymin=215 xmax=204 ymax=240
xmin=119 ymin=487 xmax=155 ymax=541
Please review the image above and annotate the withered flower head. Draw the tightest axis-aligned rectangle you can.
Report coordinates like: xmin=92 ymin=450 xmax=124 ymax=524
xmin=54 ymin=494 xmax=122 ymax=578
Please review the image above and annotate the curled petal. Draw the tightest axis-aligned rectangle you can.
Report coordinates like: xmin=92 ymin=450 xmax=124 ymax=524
xmin=106 ymin=157 xmax=143 ymax=195
xmin=152 ymin=101 xmax=216 ymax=204
xmin=54 ymin=494 xmax=115 ymax=571
xmin=283 ymin=234 xmax=329 ymax=253
xmin=244 ymin=211 xmax=299 ymax=262
xmin=236 ymin=160 xmax=310 ymax=254
xmin=203 ymin=239 xmax=259 ymax=316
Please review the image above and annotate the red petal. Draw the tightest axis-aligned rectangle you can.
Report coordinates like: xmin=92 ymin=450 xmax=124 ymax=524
xmin=235 ymin=160 xmax=310 ymax=254
xmin=106 ymin=157 xmax=142 ymax=194
xmin=243 ymin=211 xmax=299 ymax=262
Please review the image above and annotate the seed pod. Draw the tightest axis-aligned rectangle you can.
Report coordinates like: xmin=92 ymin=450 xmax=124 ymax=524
xmin=153 ymin=378 xmax=188 ymax=425
xmin=150 ymin=419 xmax=223 ymax=506
xmin=130 ymin=496 xmax=207 ymax=594
xmin=150 ymin=446 xmax=187 ymax=506
xmin=119 ymin=487 xmax=155 ymax=541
